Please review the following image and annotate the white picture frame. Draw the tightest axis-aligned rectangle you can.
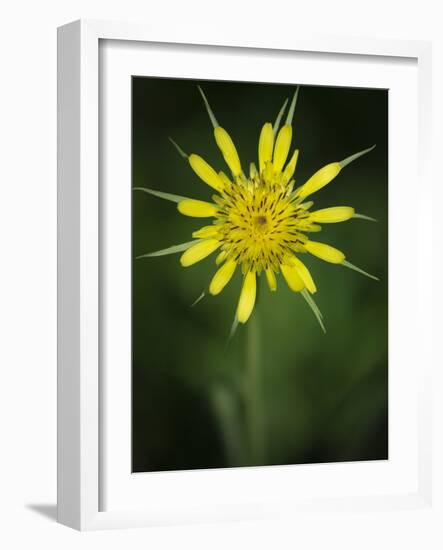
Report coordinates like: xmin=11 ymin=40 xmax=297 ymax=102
xmin=57 ymin=19 xmax=435 ymax=531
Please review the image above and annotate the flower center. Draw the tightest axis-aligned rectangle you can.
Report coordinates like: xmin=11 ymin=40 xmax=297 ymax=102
xmin=256 ymin=215 xmax=267 ymax=226
xmin=215 ymin=179 xmax=308 ymax=273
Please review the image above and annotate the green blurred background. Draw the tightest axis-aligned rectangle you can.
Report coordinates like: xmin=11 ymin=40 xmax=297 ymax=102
xmin=132 ymin=77 xmax=388 ymax=472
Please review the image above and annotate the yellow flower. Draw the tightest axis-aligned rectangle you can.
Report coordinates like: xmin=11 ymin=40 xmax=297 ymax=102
xmin=136 ymin=87 xmax=378 ymax=329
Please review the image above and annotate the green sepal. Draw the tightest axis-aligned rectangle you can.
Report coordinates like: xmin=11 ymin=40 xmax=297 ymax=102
xmin=273 ymin=97 xmax=288 ymax=137
xmin=301 ymin=289 xmax=326 ymax=333
xmin=342 ymin=260 xmax=379 ymax=281
xmin=339 ymin=145 xmax=376 ymax=169
xmin=191 ymin=291 xmax=206 ymax=307
xmin=133 ymin=187 xmax=189 ymax=203
xmin=168 ymin=137 xmax=188 ymax=159
xmin=198 ymin=86 xmax=219 ymax=129
xmin=353 ymin=213 xmax=378 ymax=222
xmin=285 ymin=87 xmax=300 ymax=126
xmin=135 ymin=240 xmax=200 ymax=259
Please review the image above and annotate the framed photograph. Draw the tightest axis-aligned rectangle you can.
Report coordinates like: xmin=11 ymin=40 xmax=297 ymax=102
xmin=57 ymin=20 xmax=435 ymax=531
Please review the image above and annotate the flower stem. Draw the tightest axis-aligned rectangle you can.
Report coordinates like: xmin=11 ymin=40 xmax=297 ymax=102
xmin=245 ymin=308 xmax=263 ymax=464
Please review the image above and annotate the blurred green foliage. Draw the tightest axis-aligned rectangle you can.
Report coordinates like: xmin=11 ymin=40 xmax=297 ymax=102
xmin=132 ymin=78 xmax=388 ymax=472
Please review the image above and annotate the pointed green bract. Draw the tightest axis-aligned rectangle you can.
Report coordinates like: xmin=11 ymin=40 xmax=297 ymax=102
xmin=273 ymin=97 xmax=288 ymax=137
xmin=301 ymin=289 xmax=326 ymax=333
xmin=285 ymin=87 xmax=300 ymax=126
xmin=168 ymin=137 xmax=188 ymax=159
xmin=342 ymin=260 xmax=379 ymax=281
xmin=353 ymin=213 xmax=378 ymax=222
xmin=198 ymin=86 xmax=219 ymax=129
xmin=228 ymin=314 xmax=240 ymax=343
xmin=339 ymin=145 xmax=376 ymax=169
xmin=191 ymin=291 xmax=206 ymax=307
xmin=301 ymin=289 xmax=323 ymax=319
xmin=133 ymin=187 xmax=189 ymax=203
xmin=136 ymin=240 xmax=201 ymax=259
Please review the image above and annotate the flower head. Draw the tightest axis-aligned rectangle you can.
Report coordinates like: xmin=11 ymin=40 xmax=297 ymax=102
xmin=136 ymin=87 xmax=378 ymax=329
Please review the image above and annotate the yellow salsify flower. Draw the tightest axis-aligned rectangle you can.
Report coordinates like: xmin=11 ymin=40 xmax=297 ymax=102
xmin=135 ymin=87 xmax=378 ymax=331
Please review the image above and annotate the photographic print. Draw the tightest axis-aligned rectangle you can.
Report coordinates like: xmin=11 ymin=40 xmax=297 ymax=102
xmin=132 ymin=78 xmax=388 ymax=472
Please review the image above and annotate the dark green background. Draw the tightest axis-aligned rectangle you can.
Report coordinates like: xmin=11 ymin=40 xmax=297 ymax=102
xmin=132 ymin=77 xmax=388 ymax=472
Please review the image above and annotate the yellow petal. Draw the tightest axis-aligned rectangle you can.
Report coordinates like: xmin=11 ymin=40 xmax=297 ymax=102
xmin=302 ymin=223 xmax=322 ymax=232
xmin=304 ymin=241 xmax=345 ymax=264
xmin=192 ymin=225 xmax=219 ymax=239
xmin=265 ymin=269 xmax=277 ymax=291
xmin=258 ymin=122 xmax=274 ymax=173
xmin=209 ymin=259 xmax=237 ymax=295
xmin=177 ymin=199 xmax=218 ymax=218
xmin=188 ymin=154 xmax=224 ymax=191
xmin=215 ymin=250 xmax=227 ymax=265
xmin=288 ymin=256 xmax=317 ymax=294
xmin=249 ymin=162 xmax=258 ymax=179
xmin=263 ymin=160 xmax=274 ymax=183
xmin=218 ymin=171 xmax=232 ymax=188
xmin=299 ymin=200 xmax=314 ymax=210
xmin=298 ymin=162 xmax=341 ymax=199
xmin=281 ymin=263 xmax=305 ymax=292
xmin=214 ymin=127 xmax=242 ymax=177
xmin=237 ymin=271 xmax=256 ymax=323
xmin=282 ymin=149 xmax=299 ymax=184
xmin=180 ymin=239 xmax=221 ymax=267
xmin=309 ymin=206 xmax=355 ymax=223
xmin=273 ymin=125 xmax=292 ymax=173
